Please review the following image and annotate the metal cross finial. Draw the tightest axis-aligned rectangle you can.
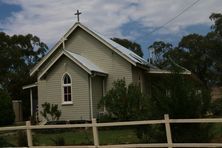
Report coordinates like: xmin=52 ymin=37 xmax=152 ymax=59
xmin=75 ymin=10 xmax=82 ymax=22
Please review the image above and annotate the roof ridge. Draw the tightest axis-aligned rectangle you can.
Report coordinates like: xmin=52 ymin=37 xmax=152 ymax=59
xmin=30 ymin=21 xmax=156 ymax=76
xmin=78 ymin=23 xmax=156 ymax=67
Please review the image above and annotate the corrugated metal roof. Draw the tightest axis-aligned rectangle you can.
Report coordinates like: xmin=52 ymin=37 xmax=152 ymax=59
xmin=66 ymin=50 xmax=107 ymax=74
xmin=83 ymin=24 xmax=155 ymax=67
xmin=30 ymin=22 xmax=156 ymax=76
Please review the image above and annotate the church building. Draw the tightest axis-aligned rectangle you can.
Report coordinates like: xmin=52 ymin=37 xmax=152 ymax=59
xmin=23 ymin=12 xmax=190 ymax=121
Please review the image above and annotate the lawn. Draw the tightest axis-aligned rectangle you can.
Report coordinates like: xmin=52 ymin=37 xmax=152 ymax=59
xmin=1 ymin=123 xmax=222 ymax=146
xmin=210 ymin=123 xmax=222 ymax=142
xmin=1 ymin=127 xmax=140 ymax=146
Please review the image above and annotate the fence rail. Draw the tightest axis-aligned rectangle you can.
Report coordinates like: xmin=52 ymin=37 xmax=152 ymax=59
xmin=1 ymin=114 xmax=222 ymax=148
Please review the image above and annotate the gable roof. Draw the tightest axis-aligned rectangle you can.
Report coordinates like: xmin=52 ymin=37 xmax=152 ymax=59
xmin=38 ymin=50 xmax=107 ymax=79
xmin=87 ymin=26 xmax=150 ymax=66
xmin=30 ymin=22 xmax=155 ymax=76
xmin=66 ymin=50 xmax=106 ymax=74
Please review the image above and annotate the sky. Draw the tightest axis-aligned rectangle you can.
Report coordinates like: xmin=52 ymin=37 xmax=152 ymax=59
xmin=0 ymin=0 xmax=222 ymax=59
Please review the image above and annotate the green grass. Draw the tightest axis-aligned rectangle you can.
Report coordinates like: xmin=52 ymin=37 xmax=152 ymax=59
xmin=3 ymin=123 xmax=222 ymax=146
xmin=1 ymin=128 xmax=139 ymax=146
xmin=210 ymin=123 xmax=222 ymax=142
xmin=98 ymin=128 xmax=139 ymax=145
xmin=33 ymin=128 xmax=139 ymax=146
xmin=33 ymin=129 xmax=93 ymax=146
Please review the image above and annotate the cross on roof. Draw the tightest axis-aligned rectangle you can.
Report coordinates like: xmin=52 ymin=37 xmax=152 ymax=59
xmin=75 ymin=10 xmax=82 ymax=22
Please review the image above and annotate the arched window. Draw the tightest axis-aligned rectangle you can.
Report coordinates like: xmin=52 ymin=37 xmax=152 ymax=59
xmin=62 ymin=73 xmax=72 ymax=103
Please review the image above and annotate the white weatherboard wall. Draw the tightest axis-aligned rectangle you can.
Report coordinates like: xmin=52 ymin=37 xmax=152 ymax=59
xmin=92 ymin=76 xmax=103 ymax=118
xmin=38 ymin=48 xmax=63 ymax=77
xmin=65 ymin=28 xmax=133 ymax=90
xmin=38 ymin=56 xmax=90 ymax=121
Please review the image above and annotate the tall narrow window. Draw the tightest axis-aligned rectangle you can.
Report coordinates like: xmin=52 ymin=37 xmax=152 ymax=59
xmin=62 ymin=73 xmax=72 ymax=103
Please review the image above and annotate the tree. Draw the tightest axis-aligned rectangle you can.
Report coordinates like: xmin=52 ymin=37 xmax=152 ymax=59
xmin=178 ymin=34 xmax=214 ymax=85
xmin=0 ymin=32 xmax=48 ymax=119
xmin=147 ymin=73 xmax=211 ymax=142
xmin=112 ymin=38 xmax=144 ymax=57
xmin=0 ymin=32 xmax=48 ymax=96
xmin=0 ymin=90 xmax=15 ymax=125
xmin=150 ymin=73 xmax=210 ymax=119
xmin=210 ymin=98 xmax=222 ymax=116
xmin=209 ymin=13 xmax=222 ymax=85
xmin=210 ymin=13 xmax=222 ymax=36
xmin=148 ymin=13 xmax=222 ymax=86
xmin=148 ymin=41 xmax=173 ymax=68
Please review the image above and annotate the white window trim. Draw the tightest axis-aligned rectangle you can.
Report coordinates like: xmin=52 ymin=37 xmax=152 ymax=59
xmin=61 ymin=73 xmax=73 ymax=105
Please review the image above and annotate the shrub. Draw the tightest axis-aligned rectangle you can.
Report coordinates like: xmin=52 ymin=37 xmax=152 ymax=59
xmin=100 ymin=76 xmax=212 ymax=143
xmin=97 ymin=114 xmax=116 ymax=122
xmin=0 ymin=90 xmax=15 ymax=125
xmin=40 ymin=102 xmax=61 ymax=121
xmin=150 ymin=74 xmax=211 ymax=119
xmin=145 ymin=74 xmax=212 ymax=142
xmin=99 ymin=79 xmax=150 ymax=121
xmin=211 ymin=98 xmax=222 ymax=116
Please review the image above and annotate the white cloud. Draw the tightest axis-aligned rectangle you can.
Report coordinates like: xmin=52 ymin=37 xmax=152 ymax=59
xmin=1 ymin=0 xmax=222 ymax=47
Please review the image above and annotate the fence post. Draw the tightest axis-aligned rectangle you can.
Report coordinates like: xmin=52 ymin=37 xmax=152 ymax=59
xmin=164 ymin=114 xmax=173 ymax=148
xmin=92 ymin=118 xmax=99 ymax=147
xmin=26 ymin=121 xmax=33 ymax=147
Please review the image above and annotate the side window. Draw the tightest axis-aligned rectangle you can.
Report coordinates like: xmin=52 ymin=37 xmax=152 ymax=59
xmin=62 ymin=73 xmax=72 ymax=103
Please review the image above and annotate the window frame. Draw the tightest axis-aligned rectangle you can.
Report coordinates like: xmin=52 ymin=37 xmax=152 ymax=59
xmin=61 ymin=73 xmax=73 ymax=105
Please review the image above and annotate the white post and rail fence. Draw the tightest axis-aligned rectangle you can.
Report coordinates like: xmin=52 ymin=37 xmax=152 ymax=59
xmin=1 ymin=114 xmax=222 ymax=147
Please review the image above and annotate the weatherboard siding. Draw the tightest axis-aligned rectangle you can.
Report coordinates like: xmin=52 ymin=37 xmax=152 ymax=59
xmin=92 ymin=76 xmax=103 ymax=118
xmin=38 ymin=79 xmax=46 ymax=121
xmin=38 ymin=56 xmax=90 ymax=121
xmin=38 ymin=47 xmax=63 ymax=78
xmin=65 ymin=27 xmax=133 ymax=90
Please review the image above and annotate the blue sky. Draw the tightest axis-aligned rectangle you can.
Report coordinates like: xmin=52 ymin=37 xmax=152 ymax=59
xmin=0 ymin=1 xmax=21 ymax=30
xmin=0 ymin=0 xmax=221 ymax=59
xmin=0 ymin=2 xmax=21 ymax=20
